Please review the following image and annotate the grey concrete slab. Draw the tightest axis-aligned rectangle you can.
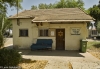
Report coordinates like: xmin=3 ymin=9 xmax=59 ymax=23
xmin=4 ymin=38 xmax=13 ymax=49
xmin=72 ymin=62 xmax=100 ymax=69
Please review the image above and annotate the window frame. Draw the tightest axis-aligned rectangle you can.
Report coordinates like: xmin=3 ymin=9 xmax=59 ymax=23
xmin=39 ymin=29 xmax=49 ymax=37
xmin=19 ymin=29 xmax=28 ymax=37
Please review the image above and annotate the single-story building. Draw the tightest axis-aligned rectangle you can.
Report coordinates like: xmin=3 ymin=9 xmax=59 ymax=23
xmin=9 ymin=8 xmax=94 ymax=50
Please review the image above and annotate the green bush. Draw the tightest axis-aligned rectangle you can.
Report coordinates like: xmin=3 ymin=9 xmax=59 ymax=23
xmin=0 ymin=48 xmax=22 ymax=68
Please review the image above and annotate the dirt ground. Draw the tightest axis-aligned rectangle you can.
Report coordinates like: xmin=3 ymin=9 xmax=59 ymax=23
xmin=87 ymin=48 xmax=100 ymax=60
xmin=19 ymin=59 xmax=48 ymax=69
xmin=87 ymin=40 xmax=100 ymax=60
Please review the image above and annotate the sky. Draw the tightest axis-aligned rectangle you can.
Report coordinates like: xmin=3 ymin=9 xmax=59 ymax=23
xmin=7 ymin=0 xmax=99 ymax=16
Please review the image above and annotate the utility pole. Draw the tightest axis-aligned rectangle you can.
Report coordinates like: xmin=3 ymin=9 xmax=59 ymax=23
xmin=17 ymin=0 xmax=18 ymax=17
xmin=17 ymin=0 xmax=20 ymax=26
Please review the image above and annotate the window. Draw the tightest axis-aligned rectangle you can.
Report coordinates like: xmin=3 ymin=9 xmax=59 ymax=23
xmin=91 ymin=30 xmax=98 ymax=35
xmin=39 ymin=29 xmax=48 ymax=37
xmin=19 ymin=29 xmax=28 ymax=37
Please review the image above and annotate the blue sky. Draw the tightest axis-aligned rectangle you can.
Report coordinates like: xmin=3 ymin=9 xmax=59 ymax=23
xmin=7 ymin=0 xmax=99 ymax=16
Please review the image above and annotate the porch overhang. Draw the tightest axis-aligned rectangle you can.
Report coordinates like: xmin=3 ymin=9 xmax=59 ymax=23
xmin=31 ymin=19 xmax=94 ymax=23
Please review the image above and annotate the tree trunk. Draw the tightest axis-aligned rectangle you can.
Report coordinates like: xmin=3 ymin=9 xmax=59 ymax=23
xmin=0 ymin=33 xmax=4 ymax=48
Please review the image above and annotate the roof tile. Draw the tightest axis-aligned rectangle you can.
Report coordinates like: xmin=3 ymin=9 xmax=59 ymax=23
xmin=9 ymin=8 xmax=94 ymax=21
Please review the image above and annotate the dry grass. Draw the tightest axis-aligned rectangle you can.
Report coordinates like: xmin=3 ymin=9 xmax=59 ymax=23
xmin=19 ymin=58 xmax=48 ymax=69
xmin=68 ymin=61 xmax=73 ymax=69
xmin=87 ymin=41 xmax=100 ymax=60
xmin=89 ymin=52 xmax=100 ymax=60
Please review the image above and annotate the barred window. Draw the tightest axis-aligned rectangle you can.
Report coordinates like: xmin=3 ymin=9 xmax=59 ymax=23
xmin=39 ymin=29 xmax=48 ymax=37
xmin=91 ymin=30 xmax=98 ymax=35
xmin=19 ymin=29 xmax=28 ymax=37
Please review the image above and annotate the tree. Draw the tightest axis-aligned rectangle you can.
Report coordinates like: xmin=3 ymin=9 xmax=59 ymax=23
xmin=97 ymin=21 xmax=100 ymax=33
xmin=48 ymin=3 xmax=55 ymax=9
xmin=0 ymin=14 xmax=7 ymax=48
xmin=88 ymin=5 xmax=100 ymax=22
xmin=31 ymin=5 xmax=37 ymax=10
xmin=55 ymin=0 xmax=84 ymax=9
xmin=0 ymin=0 xmax=23 ymax=48
xmin=0 ymin=0 xmax=23 ymax=13
xmin=76 ymin=0 xmax=84 ymax=9
xmin=54 ymin=0 xmax=67 ymax=8
xmin=38 ymin=3 xmax=55 ymax=9
xmin=88 ymin=1 xmax=100 ymax=27
xmin=38 ymin=3 xmax=47 ymax=9
xmin=31 ymin=0 xmax=84 ymax=10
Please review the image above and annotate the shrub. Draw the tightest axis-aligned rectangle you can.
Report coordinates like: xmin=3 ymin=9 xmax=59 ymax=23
xmin=0 ymin=48 xmax=22 ymax=68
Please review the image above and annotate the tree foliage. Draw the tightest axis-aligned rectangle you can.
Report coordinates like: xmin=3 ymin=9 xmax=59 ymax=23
xmin=0 ymin=0 xmax=23 ymax=7
xmin=31 ymin=0 xmax=84 ymax=10
xmin=31 ymin=5 xmax=37 ymax=10
xmin=55 ymin=0 xmax=84 ymax=9
xmin=0 ymin=14 xmax=12 ymax=48
xmin=38 ymin=3 xmax=55 ymax=9
xmin=31 ymin=3 xmax=55 ymax=9
xmin=88 ymin=5 xmax=100 ymax=22
xmin=0 ymin=0 xmax=23 ymax=13
xmin=0 ymin=0 xmax=23 ymax=48
xmin=88 ymin=1 xmax=100 ymax=28
xmin=97 ymin=21 xmax=100 ymax=33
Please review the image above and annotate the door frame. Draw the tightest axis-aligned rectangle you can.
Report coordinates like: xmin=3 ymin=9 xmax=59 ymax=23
xmin=56 ymin=28 xmax=65 ymax=50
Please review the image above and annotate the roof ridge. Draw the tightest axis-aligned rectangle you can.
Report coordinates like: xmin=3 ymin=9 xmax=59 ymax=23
xmin=78 ymin=8 xmax=88 ymax=14
xmin=26 ymin=8 xmax=78 ymax=11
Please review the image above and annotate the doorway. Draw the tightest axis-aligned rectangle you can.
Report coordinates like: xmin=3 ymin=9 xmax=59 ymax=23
xmin=56 ymin=29 xmax=65 ymax=50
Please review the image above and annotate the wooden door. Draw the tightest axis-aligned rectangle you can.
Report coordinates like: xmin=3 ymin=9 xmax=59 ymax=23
xmin=56 ymin=29 xmax=65 ymax=50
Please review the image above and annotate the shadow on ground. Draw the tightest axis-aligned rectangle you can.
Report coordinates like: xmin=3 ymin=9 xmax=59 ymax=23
xmin=3 ymin=46 xmax=84 ymax=57
xmin=4 ymin=45 xmax=13 ymax=49
xmin=18 ymin=49 xmax=84 ymax=57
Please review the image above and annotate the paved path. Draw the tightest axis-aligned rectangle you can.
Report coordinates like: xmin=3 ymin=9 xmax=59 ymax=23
xmin=4 ymin=38 xmax=13 ymax=49
xmin=19 ymin=50 xmax=100 ymax=69
xmin=86 ymin=39 xmax=100 ymax=42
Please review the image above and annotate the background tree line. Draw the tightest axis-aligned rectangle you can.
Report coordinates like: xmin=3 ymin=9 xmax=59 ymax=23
xmin=31 ymin=0 xmax=84 ymax=10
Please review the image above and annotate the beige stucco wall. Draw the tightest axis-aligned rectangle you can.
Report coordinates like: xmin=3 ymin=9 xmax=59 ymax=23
xmin=12 ymin=19 xmax=88 ymax=50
